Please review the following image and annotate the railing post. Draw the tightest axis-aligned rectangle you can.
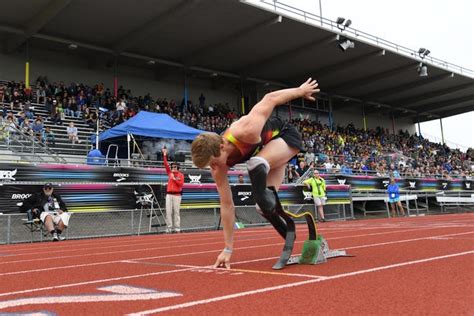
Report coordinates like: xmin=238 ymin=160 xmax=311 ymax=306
xmin=131 ymin=209 xmax=135 ymax=235
xmin=7 ymin=215 xmax=11 ymax=244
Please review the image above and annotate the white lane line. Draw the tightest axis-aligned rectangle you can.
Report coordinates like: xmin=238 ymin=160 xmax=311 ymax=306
xmin=0 ymin=232 xmax=474 ymax=282
xmin=2 ymin=232 xmax=270 ymax=258
xmin=5 ymin=214 xmax=471 ymax=254
xmin=2 ymin=229 xmax=473 ymax=277
xmin=0 ymin=267 xmax=197 ymax=298
xmin=2 ymin=225 xmax=464 ymax=266
xmin=122 ymin=260 xmax=324 ymax=279
xmin=127 ymin=250 xmax=474 ymax=315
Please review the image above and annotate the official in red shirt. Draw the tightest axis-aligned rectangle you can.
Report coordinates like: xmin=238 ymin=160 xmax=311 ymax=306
xmin=162 ymin=147 xmax=185 ymax=233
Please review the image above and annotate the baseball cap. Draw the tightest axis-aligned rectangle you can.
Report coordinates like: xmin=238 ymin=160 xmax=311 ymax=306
xmin=43 ymin=183 xmax=54 ymax=189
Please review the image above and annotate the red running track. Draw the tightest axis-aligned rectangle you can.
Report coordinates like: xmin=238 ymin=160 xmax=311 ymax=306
xmin=0 ymin=213 xmax=473 ymax=315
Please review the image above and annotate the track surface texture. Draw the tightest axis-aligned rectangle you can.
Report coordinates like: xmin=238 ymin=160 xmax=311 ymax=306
xmin=1 ymin=213 xmax=473 ymax=315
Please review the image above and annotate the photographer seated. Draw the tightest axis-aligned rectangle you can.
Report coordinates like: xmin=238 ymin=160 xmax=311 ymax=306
xmin=20 ymin=183 xmax=70 ymax=241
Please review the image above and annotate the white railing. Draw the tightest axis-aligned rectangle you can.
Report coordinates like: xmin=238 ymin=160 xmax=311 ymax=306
xmin=242 ymin=0 xmax=474 ymax=78
xmin=421 ymin=132 xmax=471 ymax=152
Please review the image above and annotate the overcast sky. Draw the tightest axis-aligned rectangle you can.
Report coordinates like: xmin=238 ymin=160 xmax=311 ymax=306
xmin=250 ymin=0 xmax=474 ymax=149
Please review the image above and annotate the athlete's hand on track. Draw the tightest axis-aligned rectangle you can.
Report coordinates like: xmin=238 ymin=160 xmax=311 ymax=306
xmin=299 ymin=78 xmax=320 ymax=101
xmin=214 ymin=250 xmax=231 ymax=269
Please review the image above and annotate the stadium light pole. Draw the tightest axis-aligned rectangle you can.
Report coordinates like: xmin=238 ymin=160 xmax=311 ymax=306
xmin=318 ymin=0 xmax=323 ymax=26
xmin=440 ymin=118 xmax=445 ymax=145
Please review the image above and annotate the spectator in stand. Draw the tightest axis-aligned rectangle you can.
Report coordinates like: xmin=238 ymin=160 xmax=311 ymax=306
xmin=304 ymin=149 xmax=315 ymax=166
xmin=6 ymin=116 xmax=18 ymax=144
xmin=67 ymin=121 xmax=80 ymax=144
xmin=50 ymin=107 xmax=62 ymax=125
xmin=44 ymin=126 xmax=56 ymax=146
xmin=287 ymin=164 xmax=299 ymax=183
xmin=303 ymin=169 xmax=326 ymax=222
xmin=340 ymin=163 xmax=353 ymax=175
xmin=10 ymin=90 xmax=22 ymax=110
xmin=116 ymin=98 xmax=126 ymax=116
xmin=17 ymin=112 xmax=26 ymax=126
xmin=20 ymin=117 xmax=33 ymax=136
xmin=295 ymin=160 xmax=309 ymax=178
xmin=0 ymin=85 xmax=5 ymax=103
xmin=31 ymin=118 xmax=44 ymax=142
xmin=20 ymin=183 xmax=70 ymax=241
xmin=324 ymin=159 xmax=333 ymax=173
xmin=37 ymin=86 xmax=46 ymax=104
xmin=238 ymin=174 xmax=245 ymax=184
xmin=199 ymin=93 xmax=206 ymax=107
xmin=387 ymin=178 xmax=405 ymax=217
xmin=23 ymin=101 xmax=34 ymax=119
xmin=162 ymin=147 xmax=184 ymax=233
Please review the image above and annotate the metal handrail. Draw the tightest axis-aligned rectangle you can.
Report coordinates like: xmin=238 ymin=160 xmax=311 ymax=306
xmin=242 ymin=0 xmax=474 ymax=78
xmin=1 ymin=124 xmax=67 ymax=163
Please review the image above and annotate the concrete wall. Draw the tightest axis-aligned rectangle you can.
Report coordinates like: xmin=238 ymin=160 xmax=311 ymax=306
xmin=0 ymin=48 xmax=240 ymax=108
xmin=332 ymin=104 xmax=416 ymax=134
xmin=0 ymin=48 xmax=415 ymax=134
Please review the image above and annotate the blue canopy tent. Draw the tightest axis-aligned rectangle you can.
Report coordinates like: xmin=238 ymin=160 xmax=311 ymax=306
xmin=91 ymin=111 xmax=205 ymax=164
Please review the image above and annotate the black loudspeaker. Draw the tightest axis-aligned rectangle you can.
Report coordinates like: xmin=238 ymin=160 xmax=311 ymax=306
xmin=174 ymin=153 xmax=185 ymax=162
xmin=157 ymin=152 xmax=163 ymax=161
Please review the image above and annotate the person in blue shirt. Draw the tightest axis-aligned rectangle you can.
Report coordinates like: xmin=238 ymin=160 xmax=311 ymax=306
xmin=387 ymin=178 xmax=405 ymax=217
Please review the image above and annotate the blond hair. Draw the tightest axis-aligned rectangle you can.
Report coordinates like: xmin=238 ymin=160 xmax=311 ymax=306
xmin=191 ymin=133 xmax=222 ymax=168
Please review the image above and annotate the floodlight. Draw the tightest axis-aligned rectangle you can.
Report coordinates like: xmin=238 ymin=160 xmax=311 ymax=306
xmin=418 ymin=63 xmax=428 ymax=77
xmin=336 ymin=17 xmax=345 ymax=24
xmin=418 ymin=47 xmax=431 ymax=58
xmin=338 ymin=37 xmax=355 ymax=51
xmin=344 ymin=19 xmax=352 ymax=28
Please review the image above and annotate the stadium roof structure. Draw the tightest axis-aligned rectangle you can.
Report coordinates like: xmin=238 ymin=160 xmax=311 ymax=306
xmin=0 ymin=0 xmax=472 ymax=122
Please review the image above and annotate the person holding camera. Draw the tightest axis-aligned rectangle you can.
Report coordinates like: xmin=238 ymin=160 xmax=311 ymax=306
xmin=20 ymin=183 xmax=70 ymax=241
xmin=162 ymin=147 xmax=185 ymax=233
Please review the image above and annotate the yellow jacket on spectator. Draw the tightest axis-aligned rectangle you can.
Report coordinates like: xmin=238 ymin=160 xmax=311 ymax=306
xmin=303 ymin=176 xmax=326 ymax=198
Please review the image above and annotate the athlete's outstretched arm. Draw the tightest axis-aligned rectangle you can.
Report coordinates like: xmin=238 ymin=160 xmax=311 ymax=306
xmin=249 ymin=78 xmax=319 ymax=121
xmin=232 ymin=78 xmax=319 ymax=143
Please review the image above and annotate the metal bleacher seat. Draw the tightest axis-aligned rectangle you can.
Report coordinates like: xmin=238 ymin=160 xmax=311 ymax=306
xmin=436 ymin=193 xmax=474 ymax=212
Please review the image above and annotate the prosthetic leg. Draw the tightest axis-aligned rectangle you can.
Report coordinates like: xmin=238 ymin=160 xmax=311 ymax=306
xmin=247 ymin=157 xmax=296 ymax=269
xmin=247 ymin=157 xmax=290 ymax=240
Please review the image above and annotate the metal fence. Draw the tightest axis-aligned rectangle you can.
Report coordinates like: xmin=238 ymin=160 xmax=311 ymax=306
xmin=0 ymin=202 xmax=352 ymax=244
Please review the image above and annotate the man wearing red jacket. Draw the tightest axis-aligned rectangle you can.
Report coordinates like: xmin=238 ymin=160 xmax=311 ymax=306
xmin=162 ymin=147 xmax=185 ymax=233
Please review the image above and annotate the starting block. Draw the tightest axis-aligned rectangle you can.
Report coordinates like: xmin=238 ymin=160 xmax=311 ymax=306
xmin=269 ymin=187 xmax=351 ymax=270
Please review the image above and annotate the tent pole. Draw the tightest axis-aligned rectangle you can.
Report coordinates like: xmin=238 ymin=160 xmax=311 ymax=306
xmin=96 ymin=116 xmax=99 ymax=150
xmin=127 ymin=133 xmax=131 ymax=166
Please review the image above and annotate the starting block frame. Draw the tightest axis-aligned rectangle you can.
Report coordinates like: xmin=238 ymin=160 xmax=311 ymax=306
xmin=269 ymin=187 xmax=351 ymax=270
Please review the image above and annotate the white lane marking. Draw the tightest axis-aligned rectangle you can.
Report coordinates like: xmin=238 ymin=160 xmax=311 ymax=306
xmin=2 ymin=225 xmax=465 ymax=266
xmin=127 ymin=251 xmax=474 ymax=315
xmin=5 ymin=214 xmax=472 ymax=255
xmin=122 ymin=260 xmax=325 ymax=279
xmin=0 ymin=267 xmax=195 ymax=298
xmin=2 ymin=230 xmax=473 ymax=277
xmin=0 ymin=285 xmax=181 ymax=309
xmin=1 ymin=230 xmax=473 ymax=299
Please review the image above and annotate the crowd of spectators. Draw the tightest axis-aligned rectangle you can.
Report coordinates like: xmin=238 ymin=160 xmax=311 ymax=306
xmin=1 ymin=77 xmax=472 ymax=180
xmin=289 ymin=119 xmax=473 ymax=179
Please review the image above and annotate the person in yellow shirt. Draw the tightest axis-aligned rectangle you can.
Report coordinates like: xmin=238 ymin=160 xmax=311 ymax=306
xmin=303 ymin=169 xmax=326 ymax=222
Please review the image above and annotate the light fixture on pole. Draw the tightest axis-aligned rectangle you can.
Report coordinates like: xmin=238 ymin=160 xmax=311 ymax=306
xmin=336 ymin=17 xmax=352 ymax=31
xmin=417 ymin=47 xmax=430 ymax=77
xmin=417 ymin=63 xmax=428 ymax=77
xmin=337 ymin=34 xmax=355 ymax=51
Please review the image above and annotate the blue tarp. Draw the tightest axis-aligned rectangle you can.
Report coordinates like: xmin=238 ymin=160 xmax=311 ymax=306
xmin=94 ymin=111 xmax=204 ymax=142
